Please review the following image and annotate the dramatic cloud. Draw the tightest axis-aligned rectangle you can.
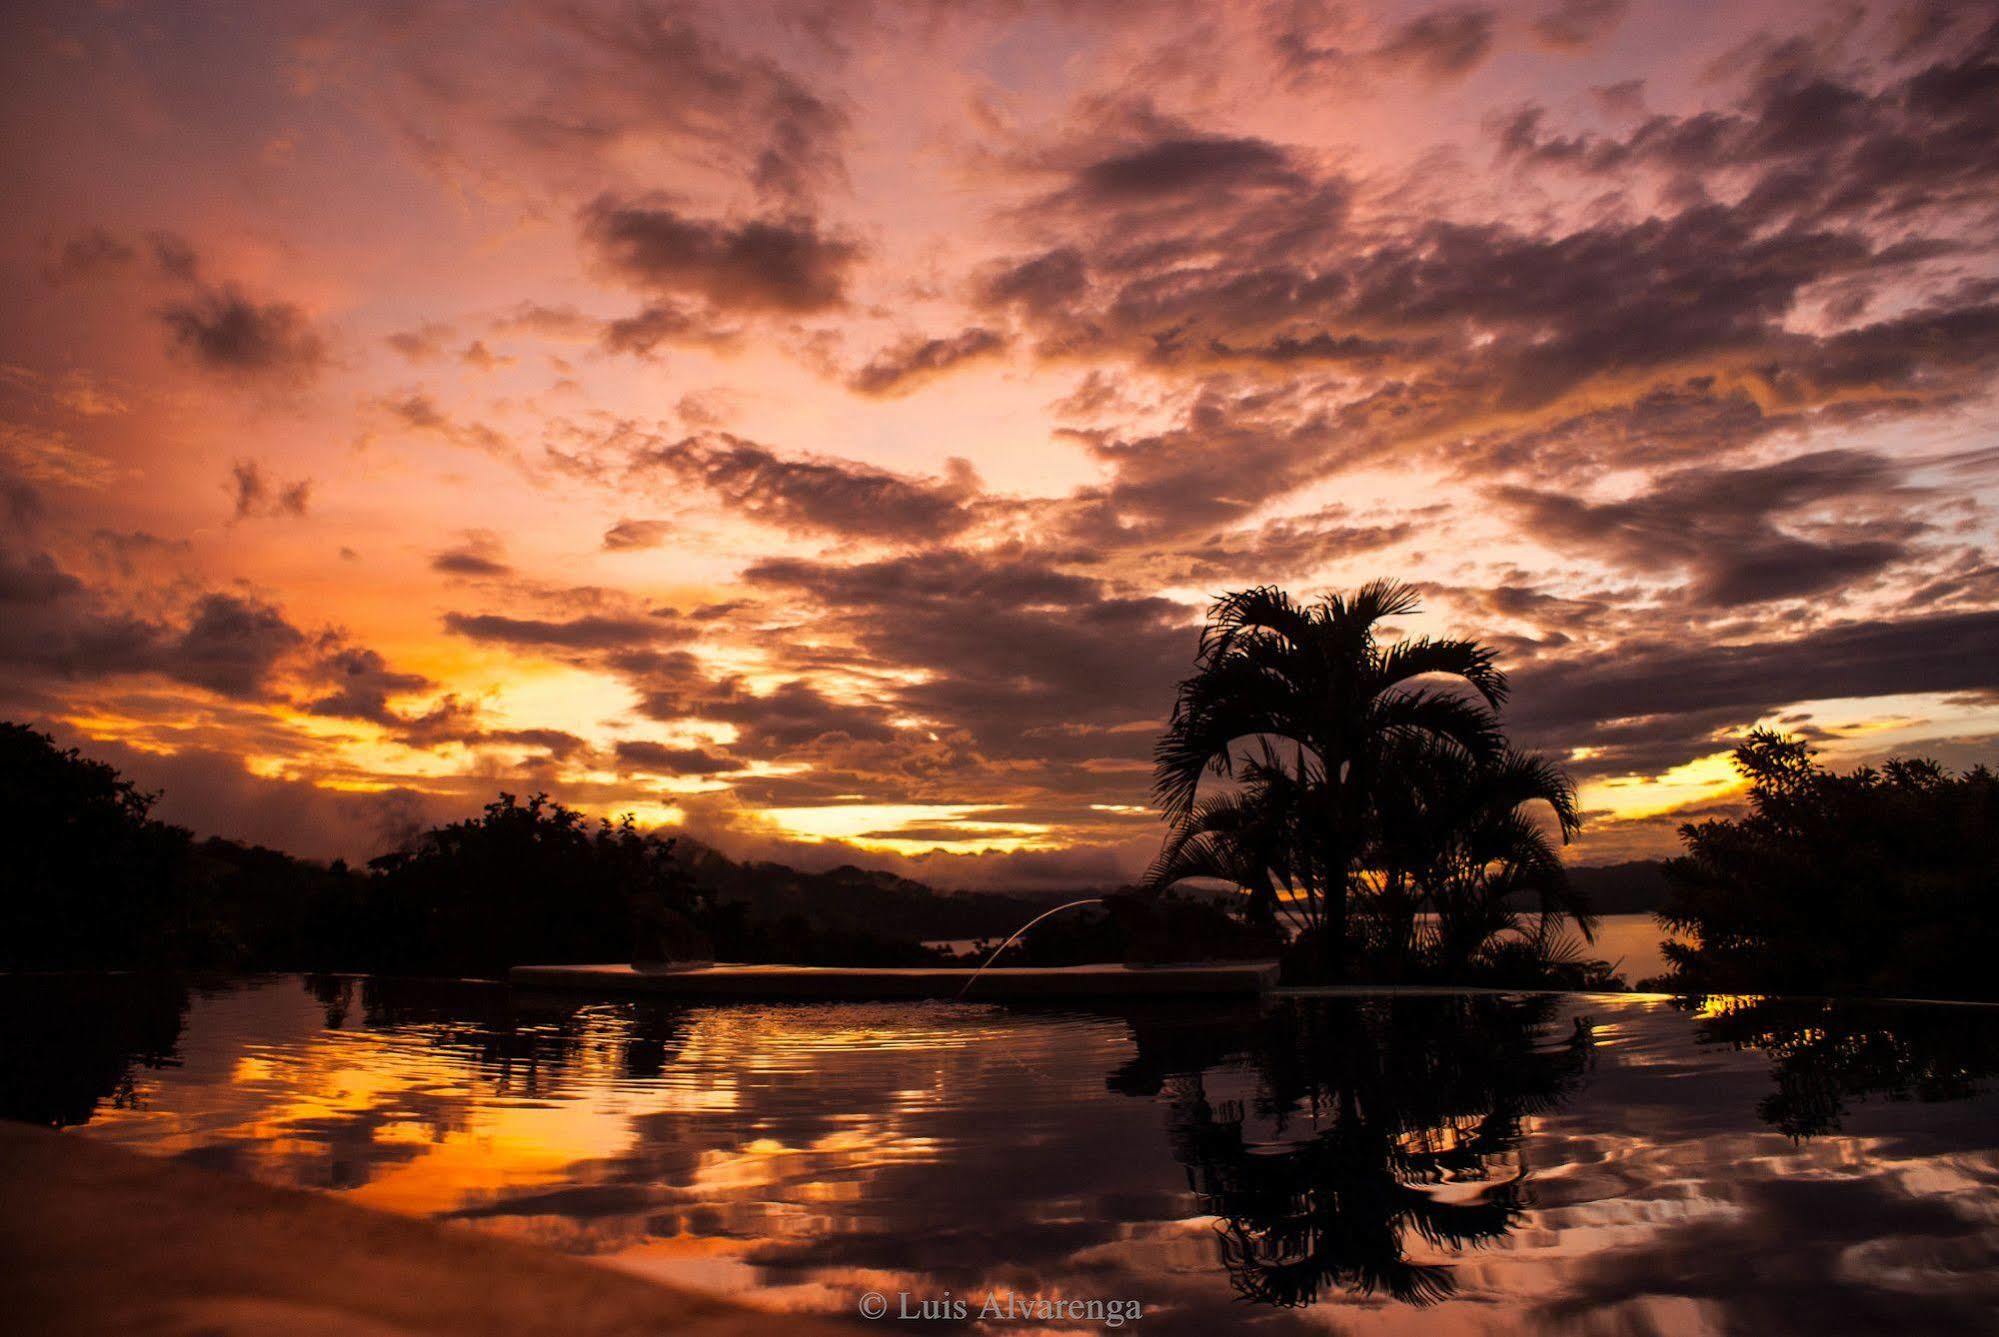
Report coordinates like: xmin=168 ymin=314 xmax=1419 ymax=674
xmin=165 ymin=594 xmax=307 ymax=698
xmin=429 ymin=533 xmax=512 ymax=577
xmin=1376 ymin=6 xmax=1496 ymax=79
xmin=158 ymin=287 xmax=326 ymax=381
xmin=742 ymin=550 xmax=1195 ymax=756
xmin=1494 ymin=450 xmax=1926 ymax=605
xmin=229 ymin=460 xmax=311 ymax=520
xmin=443 ymin=611 xmax=676 ymax=651
xmin=582 ymin=197 xmax=860 ymax=313
xmin=848 ymin=328 xmax=1009 ymax=397
xmin=601 ymin=518 xmax=675 ymax=551
xmin=1510 ymin=608 xmax=1999 ymax=775
xmin=302 ymin=643 xmax=433 ymax=724
xmin=615 ymin=739 xmax=738 ymax=775
xmin=7 ymin=0 xmax=1999 ymax=873
xmin=1533 ymin=0 xmax=1628 ymax=50
xmin=629 ymin=433 xmax=982 ymax=541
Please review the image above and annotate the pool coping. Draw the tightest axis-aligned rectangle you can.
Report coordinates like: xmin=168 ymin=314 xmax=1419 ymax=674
xmin=509 ymin=959 xmax=1283 ymax=999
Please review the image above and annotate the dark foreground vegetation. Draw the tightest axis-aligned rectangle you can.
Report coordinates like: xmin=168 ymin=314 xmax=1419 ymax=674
xmin=1656 ymin=730 xmax=1999 ymax=1001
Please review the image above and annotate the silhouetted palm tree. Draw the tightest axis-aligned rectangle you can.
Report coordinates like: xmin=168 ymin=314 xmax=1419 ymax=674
xmin=1153 ymin=582 xmax=1507 ymax=976
xmin=1143 ymin=742 xmax=1312 ymax=935
xmin=1370 ymin=742 xmax=1592 ymax=974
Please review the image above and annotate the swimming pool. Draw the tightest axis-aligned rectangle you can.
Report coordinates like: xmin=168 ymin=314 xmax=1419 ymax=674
xmin=5 ymin=976 xmax=1996 ymax=1333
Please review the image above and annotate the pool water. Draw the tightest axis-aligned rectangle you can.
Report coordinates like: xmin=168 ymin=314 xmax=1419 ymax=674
xmin=4 ymin=975 xmax=1998 ymax=1333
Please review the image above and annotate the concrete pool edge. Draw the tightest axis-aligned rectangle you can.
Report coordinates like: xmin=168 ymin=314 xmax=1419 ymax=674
xmin=509 ymin=959 xmax=1282 ymax=999
xmin=503 ymin=963 xmax=1999 ymax=1009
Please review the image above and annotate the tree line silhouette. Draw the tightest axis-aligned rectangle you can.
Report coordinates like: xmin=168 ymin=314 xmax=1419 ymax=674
xmin=6 ymin=578 xmax=1993 ymax=995
xmin=1657 ymin=729 xmax=1999 ymax=1000
xmin=0 ymin=723 xmax=940 ymax=975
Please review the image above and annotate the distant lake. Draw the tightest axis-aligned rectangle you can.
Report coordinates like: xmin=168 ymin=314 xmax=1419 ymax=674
xmin=932 ymin=912 xmax=1678 ymax=985
xmin=7 ymin=974 xmax=1998 ymax=1333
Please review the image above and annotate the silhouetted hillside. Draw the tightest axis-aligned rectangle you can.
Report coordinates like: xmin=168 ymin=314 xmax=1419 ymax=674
xmin=673 ymin=838 xmax=1117 ymax=942
xmin=1561 ymin=861 xmax=1671 ymax=915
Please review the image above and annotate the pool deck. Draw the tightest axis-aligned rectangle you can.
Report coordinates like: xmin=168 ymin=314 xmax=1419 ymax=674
xmin=0 ymin=1122 xmax=864 ymax=1337
xmin=510 ymin=959 xmax=1282 ymax=999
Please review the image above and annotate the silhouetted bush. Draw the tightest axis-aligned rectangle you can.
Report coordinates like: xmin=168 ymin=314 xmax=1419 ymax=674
xmin=1660 ymin=730 xmax=1999 ymax=1000
xmin=364 ymin=793 xmax=705 ymax=975
xmin=0 ymin=723 xmax=202 ymax=970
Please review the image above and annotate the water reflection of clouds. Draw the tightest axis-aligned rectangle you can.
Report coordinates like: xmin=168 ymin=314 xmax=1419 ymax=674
xmin=34 ymin=981 xmax=1999 ymax=1334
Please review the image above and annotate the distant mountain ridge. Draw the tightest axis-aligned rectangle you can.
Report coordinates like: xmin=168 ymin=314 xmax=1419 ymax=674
xmin=676 ymin=839 xmax=1671 ymax=936
xmin=673 ymin=838 xmax=1114 ymax=942
xmin=1562 ymin=861 xmax=1672 ymax=916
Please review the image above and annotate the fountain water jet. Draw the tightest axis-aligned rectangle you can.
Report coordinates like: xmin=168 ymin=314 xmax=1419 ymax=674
xmin=955 ymin=898 xmax=1106 ymax=1000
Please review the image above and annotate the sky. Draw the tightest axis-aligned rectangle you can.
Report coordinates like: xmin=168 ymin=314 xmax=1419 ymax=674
xmin=3 ymin=0 xmax=1997 ymax=886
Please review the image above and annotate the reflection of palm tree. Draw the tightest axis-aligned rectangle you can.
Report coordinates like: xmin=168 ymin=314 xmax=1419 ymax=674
xmin=1155 ymin=995 xmax=1592 ymax=1308
xmin=1153 ymin=583 xmax=1507 ymax=976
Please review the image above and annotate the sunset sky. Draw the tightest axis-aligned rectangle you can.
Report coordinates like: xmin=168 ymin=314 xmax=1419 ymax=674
xmin=4 ymin=0 xmax=1997 ymax=886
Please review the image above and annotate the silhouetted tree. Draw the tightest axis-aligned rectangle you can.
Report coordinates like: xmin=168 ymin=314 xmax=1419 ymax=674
xmin=1153 ymin=583 xmax=1509 ymax=978
xmin=1368 ymin=742 xmax=1592 ymax=976
xmin=1660 ymin=730 xmax=1999 ymax=999
xmin=0 ymin=723 xmax=202 ymax=970
xmin=367 ymin=792 xmax=705 ymax=975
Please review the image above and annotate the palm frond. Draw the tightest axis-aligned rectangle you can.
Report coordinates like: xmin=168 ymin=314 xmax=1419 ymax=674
xmin=1374 ymin=636 xmax=1510 ymax=710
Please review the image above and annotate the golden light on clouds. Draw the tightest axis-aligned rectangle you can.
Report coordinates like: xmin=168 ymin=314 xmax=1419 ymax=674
xmin=3 ymin=0 xmax=1997 ymax=878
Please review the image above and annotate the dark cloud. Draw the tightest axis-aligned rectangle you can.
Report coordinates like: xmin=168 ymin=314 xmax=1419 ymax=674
xmin=1056 ymin=382 xmax=1347 ymax=540
xmin=1162 ymin=504 xmax=1416 ymax=584
xmin=1070 ymin=135 xmax=1303 ymax=202
xmin=599 ymin=302 xmax=733 ymax=356
xmin=848 ymin=328 xmax=1009 ymax=397
xmin=629 ymin=433 xmax=982 ymax=541
xmin=0 ymin=546 xmax=83 ymax=605
xmin=741 ymin=550 xmax=1194 ymax=757
xmin=612 ymin=647 xmax=901 ymax=753
xmin=385 ymin=322 xmax=453 ymax=363
xmin=1493 ymin=450 xmax=1926 ymax=605
xmin=429 ymin=533 xmax=512 ymax=577
xmin=979 ymin=247 xmax=1087 ymax=317
xmin=0 ymin=551 xmax=341 ymax=710
xmin=614 ymin=740 xmax=739 ymax=775
xmin=169 ymin=593 xmax=307 ymax=699
xmin=581 ymin=197 xmax=860 ymax=314
xmin=488 ymin=3 xmax=845 ymax=206
xmin=374 ymin=393 xmax=511 ymax=455
xmin=601 ymin=518 xmax=675 ymax=551
xmin=1376 ymin=6 xmax=1496 ymax=79
xmin=229 ymin=460 xmax=311 ymax=521
xmin=41 ymin=227 xmax=135 ymax=285
xmin=1532 ymin=0 xmax=1628 ymax=50
xmin=158 ymin=286 xmax=326 ymax=381
xmin=1497 ymin=28 xmax=1999 ymax=228
xmin=442 ymin=611 xmax=674 ymax=650
xmin=147 ymin=231 xmax=199 ymax=282
xmin=1508 ymin=607 xmax=1999 ymax=773
xmin=301 ymin=643 xmax=433 ymax=724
